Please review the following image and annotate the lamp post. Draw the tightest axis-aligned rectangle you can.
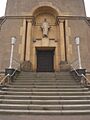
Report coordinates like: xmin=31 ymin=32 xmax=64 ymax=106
xmin=9 ymin=37 xmax=16 ymax=68
xmin=75 ymin=36 xmax=82 ymax=69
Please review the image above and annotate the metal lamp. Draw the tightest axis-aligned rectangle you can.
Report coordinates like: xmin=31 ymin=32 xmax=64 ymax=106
xmin=9 ymin=37 xmax=16 ymax=68
xmin=75 ymin=36 xmax=82 ymax=69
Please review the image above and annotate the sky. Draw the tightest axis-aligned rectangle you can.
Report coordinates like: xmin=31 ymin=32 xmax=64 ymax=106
xmin=0 ymin=0 xmax=90 ymax=17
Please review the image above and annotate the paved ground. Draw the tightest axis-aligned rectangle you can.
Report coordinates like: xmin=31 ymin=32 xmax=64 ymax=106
xmin=0 ymin=115 xmax=90 ymax=120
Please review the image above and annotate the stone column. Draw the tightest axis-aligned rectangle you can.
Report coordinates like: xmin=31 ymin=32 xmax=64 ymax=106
xmin=59 ymin=20 xmax=65 ymax=62
xmin=25 ymin=19 xmax=32 ymax=61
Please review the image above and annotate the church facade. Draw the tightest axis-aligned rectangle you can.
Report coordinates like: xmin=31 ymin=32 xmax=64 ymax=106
xmin=0 ymin=0 xmax=90 ymax=72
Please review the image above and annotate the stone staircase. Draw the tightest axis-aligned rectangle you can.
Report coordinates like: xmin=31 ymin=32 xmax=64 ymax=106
xmin=0 ymin=71 xmax=90 ymax=115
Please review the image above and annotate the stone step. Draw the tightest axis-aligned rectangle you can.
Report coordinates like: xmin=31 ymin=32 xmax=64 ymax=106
xmin=56 ymin=75 xmax=72 ymax=78
xmin=14 ymin=80 xmax=77 ymax=84
xmin=7 ymin=85 xmax=81 ymax=88
xmin=0 ymin=71 xmax=90 ymax=115
xmin=11 ymin=82 xmax=78 ymax=86
xmin=18 ymin=75 xmax=55 ymax=78
xmin=13 ymin=82 xmax=78 ymax=85
xmin=14 ymin=80 xmax=75 ymax=84
xmin=20 ymin=72 xmax=70 ymax=75
xmin=62 ymin=104 xmax=90 ymax=110
xmin=16 ymin=77 xmax=73 ymax=80
xmin=0 ymin=109 xmax=29 ymax=115
xmin=2 ymin=87 xmax=88 ymax=92
xmin=0 ymin=104 xmax=90 ymax=110
xmin=16 ymin=79 xmax=74 ymax=81
xmin=61 ymin=110 xmax=90 ymax=115
xmin=55 ymin=73 xmax=71 ymax=76
xmin=37 ymin=72 xmax=70 ymax=75
xmin=17 ymin=73 xmax=71 ymax=77
xmin=60 ymin=99 xmax=90 ymax=104
xmin=0 ymin=104 xmax=61 ymax=110
xmin=1 ymin=91 xmax=90 ymax=96
xmin=16 ymin=77 xmax=55 ymax=80
xmin=0 ymin=109 xmax=90 ymax=115
xmin=1 ymin=95 xmax=90 ymax=100
xmin=15 ymin=79 xmax=75 ymax=82
xmin=0 ymin=104 xmax=28 ymax=110
xmin=1 ymin=99 xmax=90 ymax=105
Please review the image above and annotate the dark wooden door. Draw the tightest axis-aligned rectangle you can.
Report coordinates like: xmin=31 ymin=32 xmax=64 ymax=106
xmin=37 ymin=50 xmax=54 ymax=72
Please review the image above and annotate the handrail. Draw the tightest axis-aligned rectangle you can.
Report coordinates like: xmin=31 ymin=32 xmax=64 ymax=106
xmin=71 ymin=64 xmax=89 ymax=87
xmin=10 ymin=69 xmax=17 ymax=77
xmin=0 ymin=68 xmax=18 ymax=85
xmin=71 ymin=65 xmax=82 ymax=77
xmin=0 ymin=74 xmax=10 ymax=85
xmin=81 ymin=74 xmax=90 ymax=84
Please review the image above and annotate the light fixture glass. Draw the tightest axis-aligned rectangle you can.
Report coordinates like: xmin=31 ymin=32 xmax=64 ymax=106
xmin=11 ymin=37 xmax=16 ymax=45
xmin=75 ymin=37 xmax=80 ymax=45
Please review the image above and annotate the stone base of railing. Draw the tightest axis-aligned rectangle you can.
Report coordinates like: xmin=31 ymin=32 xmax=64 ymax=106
xmin=5 ymin=68 xmax=15 ymax=76
xmin=5 ymin=68 xmax=16 ymax=82
xmin=76 ymin=69 xmax=86 ymax=76
xmin=71 ymin=69 xmax=86 ymax=76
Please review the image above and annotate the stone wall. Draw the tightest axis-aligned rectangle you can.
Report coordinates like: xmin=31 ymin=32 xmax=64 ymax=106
xmin=0 ymin=18 xmax=23 ymax=71
xmin=5 ymin=0 xmax=86 ymax=16
xmin=0 ymin=17 xmax=90 ymax=71
xmin=67 ymin=19 xmax=90 ymax=71
xmin=0 ymin=0 xmax=90 ymax=72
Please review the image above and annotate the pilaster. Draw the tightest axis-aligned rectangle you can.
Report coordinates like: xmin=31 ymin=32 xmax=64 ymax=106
xmin=25 ymin=19 xmax=33 ymax=61
xmin=58 ymin=20 xmax=65 ymax=62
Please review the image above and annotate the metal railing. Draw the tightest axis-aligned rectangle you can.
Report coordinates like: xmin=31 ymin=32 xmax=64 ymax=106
xmin=70 ymin=60 xmax=89 ymax=87
xmin=0 ymin=74 xmax=10 ymax=85
xmin=0 ymin=68 xmax=18 ymax=85
xmin=0 ymin=59 xmax=20 ymax=86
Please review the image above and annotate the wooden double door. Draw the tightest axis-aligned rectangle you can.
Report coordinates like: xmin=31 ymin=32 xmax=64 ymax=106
xmin=37 ymin=50 xmax=54 ymax=72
